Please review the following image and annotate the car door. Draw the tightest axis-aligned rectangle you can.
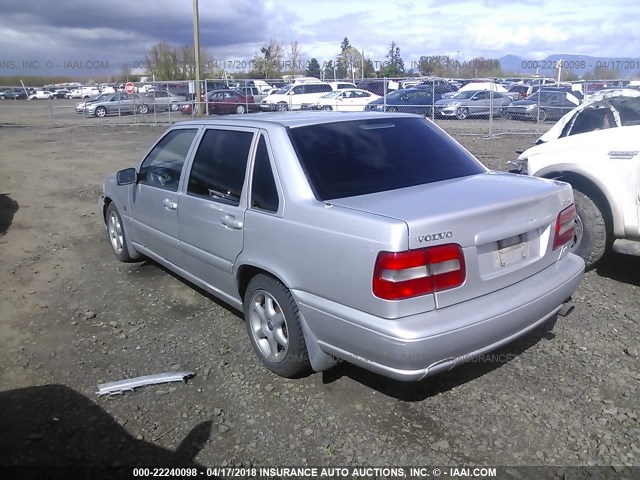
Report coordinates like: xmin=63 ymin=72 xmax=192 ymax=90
xmin=128 ymin=127 xmax=199 ymax=266
xmin=470 ymin=91 xmax=489 ymax=115
xmin=178 ymin=127 xmax=256 ymax=296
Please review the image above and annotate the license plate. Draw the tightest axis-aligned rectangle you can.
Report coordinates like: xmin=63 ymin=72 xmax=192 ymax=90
xmin=496 ymin=234 xmax=528 ymax=268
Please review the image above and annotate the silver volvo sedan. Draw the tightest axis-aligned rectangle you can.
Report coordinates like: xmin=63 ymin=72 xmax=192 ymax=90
xmin=99 ymin=112 xmax=584 ymax=381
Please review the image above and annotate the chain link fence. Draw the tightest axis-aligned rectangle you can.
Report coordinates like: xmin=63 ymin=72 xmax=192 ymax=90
xmin=0 ymin=78 xmax=629 ymax=140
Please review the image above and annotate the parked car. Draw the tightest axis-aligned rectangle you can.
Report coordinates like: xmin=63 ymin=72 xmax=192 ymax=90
xmin=507 ymin=91 xmax=580 ymax=122
xmin=536 ymin=89 xmax=640 ymax=144
xmin=260 ymin=82 xmax=333 ymax=111
xmin=0 ymin=88 xmax=27 ymax=100
xmin=179 ymin=90 xmax=256 ymax=116
xmin=143 ymin=90 xmax=187 ymax=112
xmin=414 ymin=80 xmax=458 ymax=96
xmin=441 ymin=82 xmax=509 ymax=99
xmin=365 ymin=88 xmax=438 ymax=116
xmin=511 ymin=124 xmax=640 ymax=268
xmin=435 ymin=90 xmax=512 ymax=119
xmin=51 ymin=89 xmax=70 ymax=99
xmin=82 ymin=92 xmax=151 ymax=117
xmin=356 ymin=80 xmax=399 ymax=96
xmin=328 ymin=81 xmax=358 ymax=90
xmin=506 ymin=84 xmax=536 ymax=101
xmin=207 ymin=89 xmax=256 ymax=114
xmin=28 ymin=90 xmax=54 ymax=100
xmin=309 ymin=88 xmax=380 ymax=111
xmin=234 ymin=86 xmax=268 ymax=104
xmin=99 ymin=112 xmax=584 ymax=381
xmin=75 ymin=93 xmax=112 ymax=113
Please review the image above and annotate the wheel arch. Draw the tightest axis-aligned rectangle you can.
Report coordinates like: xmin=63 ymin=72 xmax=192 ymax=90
xmin=235 ymin=262 xmax=338 ymax=373
xmin=236 ymin=264 xmax=288 ymax=301
xmin=536 ymin=168 xmax=622 ymax=236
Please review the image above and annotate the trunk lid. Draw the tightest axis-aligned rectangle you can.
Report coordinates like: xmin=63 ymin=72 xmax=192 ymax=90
xmin=330 ymin=172 xmax=574 ymax=308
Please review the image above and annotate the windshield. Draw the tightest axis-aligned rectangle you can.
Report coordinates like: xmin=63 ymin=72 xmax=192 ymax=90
xmin=321 ymin=91 xmax=341 ymax=99
xmin=274 ymin=86 xmax=290 ymax=95
xmin=451 ymin=91 xmax=475 ymax=99
xmin=288 ymin=118 xmax=484 ymax=201
xmin=93 ymin=94 xmax=110 ymax=101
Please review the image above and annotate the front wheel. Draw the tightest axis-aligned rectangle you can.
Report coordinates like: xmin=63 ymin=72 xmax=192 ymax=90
xmin=170 ymin=103 xmax=179 ymax=111
xmin=387 ymin=106 xmax=399 ymax=112
xmin=244 ymin=275 xmax=311 ymax=378
xmin=106 ymin=203 xmax=135 ymax=262
xmin=276 ymin=102 xmax=288 ymax=112
xmin=138 ymin=104 xmax=149 ymax=114
xmin=456 ymin=107 xmax=469 ymax=120
xmin=571 ymin=190 xmax=608 ymax=269
xmin=95 ymin=106 xmax=107 ymax=117
xmin=537 ymin=108 xmax=547 ymax=122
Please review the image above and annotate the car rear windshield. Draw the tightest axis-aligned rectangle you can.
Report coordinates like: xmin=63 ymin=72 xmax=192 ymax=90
xmin=287 ymin=117 xmax=485 ymax=201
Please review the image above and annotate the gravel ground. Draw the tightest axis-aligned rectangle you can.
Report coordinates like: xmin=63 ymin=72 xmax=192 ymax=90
xmin=0 ymin=111 xmax=638 ymax=476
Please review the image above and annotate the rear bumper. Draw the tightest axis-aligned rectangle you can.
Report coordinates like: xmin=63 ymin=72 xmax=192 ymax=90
xmin=294 ymin=253 xmax=584 ymax=381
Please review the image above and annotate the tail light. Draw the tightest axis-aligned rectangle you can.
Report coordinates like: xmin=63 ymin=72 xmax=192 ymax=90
xmin=553 ymin=204 xmax=576 ymax=250
xmin=373 ymin=244 xmax=466 ymax=300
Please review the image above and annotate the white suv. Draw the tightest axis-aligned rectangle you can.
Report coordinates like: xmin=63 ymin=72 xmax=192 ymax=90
xmin=513 ymin=125 xmax=640 ymax=268
xmin=260 ymin=82 xmax=333 ymax=111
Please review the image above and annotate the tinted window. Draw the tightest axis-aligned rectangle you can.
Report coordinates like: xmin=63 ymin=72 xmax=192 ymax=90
xmin=139 ymin=129 xmax=198 ymax=191
xmin=187 ymin=129 xmax=254 ymax=205
xmin=288 ymin=118 xmax=485 ymax=201
xmin=251 ymin=136 xmax=279 ymax=213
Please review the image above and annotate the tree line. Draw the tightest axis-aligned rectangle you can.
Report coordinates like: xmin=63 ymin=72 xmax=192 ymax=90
xmin=133 ymin=38 xmax=627 ymax=82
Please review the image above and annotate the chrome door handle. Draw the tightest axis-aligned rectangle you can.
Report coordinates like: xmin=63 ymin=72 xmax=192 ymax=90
xmin=163 ymin=199 xmax=178 ymax=211
xmin=221 ymin=215 xmax=243 ymax=229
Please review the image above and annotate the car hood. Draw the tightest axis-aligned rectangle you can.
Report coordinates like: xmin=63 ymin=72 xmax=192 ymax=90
xmin=519 ymin=124 xmax=640 ymax=165
xmin=537 ymin=89 xmax=640 ymax=144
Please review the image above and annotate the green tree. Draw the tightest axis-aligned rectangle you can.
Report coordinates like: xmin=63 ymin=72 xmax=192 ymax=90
xmin=251 ymin=39 xmax=284 ymax=79
xmin=306 ymin=58 xmax=321 ymax=78
xmin=362 ymin=58 xmax=376 ymax=78
xmin=378 ymin=41 xmax=404 ymax=77
xmin=323 ymin=60 xmax=335 ymax=80
xmin=144 ymin=42 xmax=210 ymax=80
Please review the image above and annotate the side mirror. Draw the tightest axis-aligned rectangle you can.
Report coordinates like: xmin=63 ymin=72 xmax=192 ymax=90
xmin=116 ymin=167 xmax=137 ymax=185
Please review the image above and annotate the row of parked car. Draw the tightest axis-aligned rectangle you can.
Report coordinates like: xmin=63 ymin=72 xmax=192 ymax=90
xmin=172 ymin=78 xmax=600 ymax=123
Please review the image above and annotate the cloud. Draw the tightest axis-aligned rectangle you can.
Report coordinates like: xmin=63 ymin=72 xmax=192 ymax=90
xmin=0 ymin=0 xmax=637 ymax=78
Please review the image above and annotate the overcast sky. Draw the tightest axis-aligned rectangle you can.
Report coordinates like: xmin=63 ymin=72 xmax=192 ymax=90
xmin=0 ymin=0 xmax=638 ymax=76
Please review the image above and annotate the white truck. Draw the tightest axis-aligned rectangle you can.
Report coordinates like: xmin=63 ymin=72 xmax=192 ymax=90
xmin=512 ymin=124 xmax=640 ymax=268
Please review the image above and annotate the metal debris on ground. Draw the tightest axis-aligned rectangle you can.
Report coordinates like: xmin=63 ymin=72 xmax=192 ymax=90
xmin=96 ymin=371 xmax=195 ymax=396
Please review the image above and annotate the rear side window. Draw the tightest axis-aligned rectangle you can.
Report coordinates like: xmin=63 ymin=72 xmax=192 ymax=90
xmin=288 ymin=118 xmax=485 ymax=201
xmin=187 ymin=129 xmax=254 ymax=205
xmin=251 ymin=136 xmax=279 ymax=213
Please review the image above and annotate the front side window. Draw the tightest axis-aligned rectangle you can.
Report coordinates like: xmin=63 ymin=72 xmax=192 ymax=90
xmin=139 ymin=129 xmax=198 ymax=191
xmin=187 ymin=129 xmax=254 ymax=205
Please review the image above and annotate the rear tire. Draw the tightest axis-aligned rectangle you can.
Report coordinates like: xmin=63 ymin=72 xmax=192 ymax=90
xmin=243 ymin=275 xmax=311 ymax=378
xmin=387 ymin=106 xmax=399 ymax=112
xmin=235 ymin=104 xmax=246 ymax=114
xmin=571 ymin=189 xmax=608 ymax=269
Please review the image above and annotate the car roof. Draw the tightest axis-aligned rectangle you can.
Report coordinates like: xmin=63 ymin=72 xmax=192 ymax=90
xmin=174 ymin=111 xmax=419 ymax=129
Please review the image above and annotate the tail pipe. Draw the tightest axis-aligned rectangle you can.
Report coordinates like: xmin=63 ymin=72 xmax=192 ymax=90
xmin=558 ymin=298 xmax=575 ymax=317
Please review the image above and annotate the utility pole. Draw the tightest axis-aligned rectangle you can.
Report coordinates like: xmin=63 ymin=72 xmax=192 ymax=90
xmin=192 ymin=0 xmax=201 ymax=115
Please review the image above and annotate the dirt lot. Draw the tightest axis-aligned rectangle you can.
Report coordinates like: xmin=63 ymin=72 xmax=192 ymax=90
xmin=0 ymin=109 xmax=638 ymax=474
